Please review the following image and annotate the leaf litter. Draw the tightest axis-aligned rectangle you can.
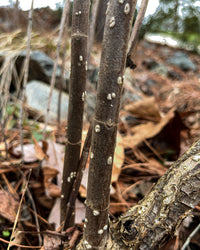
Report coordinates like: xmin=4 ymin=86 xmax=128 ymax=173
xmin=0 ymin=26 xmax=199 ymax=249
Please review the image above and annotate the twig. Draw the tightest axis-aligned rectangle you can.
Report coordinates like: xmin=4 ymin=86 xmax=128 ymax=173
xmin=126 ymin=0 xmax=149 ymax=69
xmin=0 ymin=237 xmax=41 ymax=249
xmin=0 ymin=119 xmax=8 ymax=159
xmin=26 ymin=187 xmax=42 ymax=245
xmin=7 ymin=169 xmax=32 ymax=250
xmin=57 ymin=10 xmax=70 ymax=124
xmin=43 ymin=0 xmax=70 ymax=139
xmin=63 ymin=123 xmax=93 ymax=230
xmin=19 ymin=0 xmax=33 ymax=162
xmin=87 ymin=0 xmax=100 ymax=65
xmin=69 ymin=229 xmax=80 ymax=247
xmin=181 ymin=223 xmax=200 ymax=250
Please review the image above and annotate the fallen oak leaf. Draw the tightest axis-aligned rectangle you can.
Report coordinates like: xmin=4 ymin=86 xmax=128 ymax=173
xmin=124 ymin=96 xmax=161 ymax=122
xmin=32 ymin=136 xmax=48 ymax=161
xmin=43 ymin=166 xmax=61 ymax=198
xmin=122 ymin=109 xmax=175 ymax=149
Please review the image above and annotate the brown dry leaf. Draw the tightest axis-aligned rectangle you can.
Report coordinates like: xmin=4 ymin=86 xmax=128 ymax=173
xmin=32 ymin=136 xmax=48 ymax=161
xmin=124 ymin=96 xmax=161 ymax=122
xmin=8 ymin=226 xmax=24 ymax=248
xmin=0 ymin=190 xmax=19 ymax=222
xmin=123 ymin=109 xmax=175 ymax=148
xmin=112 ymin=133 xmax=125 ymax=183
xmin=43 ymin=140 xmax=65 ymax=187
xmin=43 ymin=166 xmax=61 ymax=198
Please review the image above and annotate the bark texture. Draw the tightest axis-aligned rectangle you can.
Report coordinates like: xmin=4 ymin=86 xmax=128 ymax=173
xmin=78 ymin=0 xmax=136 ymax=249
xmin=109 ymin=138 xmax=200 ymax=249
xmin=61 ymin=0 xmax=90 ymax=224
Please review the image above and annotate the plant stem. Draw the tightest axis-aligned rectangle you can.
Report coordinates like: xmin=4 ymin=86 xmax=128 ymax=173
xmin=126 ymin=0 xmax=149 ymax=68
xmin=19 ymin=0 xmax=33 ymax=162
xmin=43 ymin=0 xmax=70 ymax=139
xmin=80 ymin=0 xmax=136 ymax=248
xmin=63 ymin=123 xmax=92 ymax=230
xmin=87 ymin=0 xmax=100 ymax=65
xmin=61 ymin=0 xmax=90 ymax=224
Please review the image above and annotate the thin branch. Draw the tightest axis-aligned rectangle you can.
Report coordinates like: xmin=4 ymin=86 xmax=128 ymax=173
xmin=19 ymin=0 xmax=34 ymax=162
xmin=26 ymin=187 xmax=42 ymax=245
xmin=43 ymin=0 xmax=70 ymax=139
xmin=57 ymin=3 xmax=70 ymax=124
xmin=8 ymin=170 xmax=32 ymax=250
xmin=87 ymin=0 xmax=100 ymax=65
xmin=126 ymin=0 xmax=149 ymax=69
xmin=181 ymin=223 xmax=200 ymax=250
xmin=0 ymin=237 xmax=41 ymax=249
xmin=63 ymin=123 xmax=93 ymax=230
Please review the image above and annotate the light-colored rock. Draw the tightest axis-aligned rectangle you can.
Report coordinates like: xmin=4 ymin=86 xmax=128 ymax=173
xmin=26 ymin=80 xmax=69 ymax=122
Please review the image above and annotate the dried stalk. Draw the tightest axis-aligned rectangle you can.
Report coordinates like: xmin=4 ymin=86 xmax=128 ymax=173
xmin=43 ymin=0 xmax=70 ymax=139
xmin=19 ymin=0 xmax=33 ymax=162
xmin=78 ymin=0 xmax=136 ymax=249
xmin=61 ymin=0 xmax=90 ymax=224
xmin=181 ymin=222 xmax=200 ymax=250
xmin=57 ymin=0 xmax=70 ymax=124
xmin=8 ymin=170 xmax=32 ymax=250
xmin=87 ymin=0 xmax=100 ymax=65
xmin=126 ymin=0 xmax=149 ymax=68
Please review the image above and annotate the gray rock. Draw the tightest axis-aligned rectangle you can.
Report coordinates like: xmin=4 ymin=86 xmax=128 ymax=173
xmin=87 ymin=65 xmax=99 ymax=85
xmin=168 ymin=52 xmax=197 ymax=72
xmin=8 ymin=50 xmax=69 ymax=92
xmin=122 ymin=68 xmax=142 ymax=104
xmin=153 ymin=64 xmax=168 ymax=77
xmin=85 ymin=92 xmax=96 ymax=121
xmin=26 ymin=80 xmax=69 ymax=122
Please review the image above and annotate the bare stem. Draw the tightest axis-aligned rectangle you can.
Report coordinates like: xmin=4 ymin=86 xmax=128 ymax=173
xmin=61 ymin=0 xmax=90 ymax=224
xmin=87 ymin=0 xmax=100 ymax=65
xmin=79 ymin=1 xmax=136 ymax=249
xmin=126 ymin=0 xmax=149 ymax=68
xmin=43 ymin=0 xmax=70 ymax=139
xmin=19 ymin=0 xmax=33 ymax=162
xmin=63 ymin=123 xmax=93 ymax=230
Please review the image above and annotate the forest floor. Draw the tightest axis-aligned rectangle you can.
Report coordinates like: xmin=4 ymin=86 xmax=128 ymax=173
xmin=0 ymin=10 xmax=200 ymax=249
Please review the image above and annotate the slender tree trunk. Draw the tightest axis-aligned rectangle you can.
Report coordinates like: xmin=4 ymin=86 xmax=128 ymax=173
xmin=61 ymin=0 xmax=90 ymax=225
xmin=78 ymin=0 xmax=136 ymax=249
